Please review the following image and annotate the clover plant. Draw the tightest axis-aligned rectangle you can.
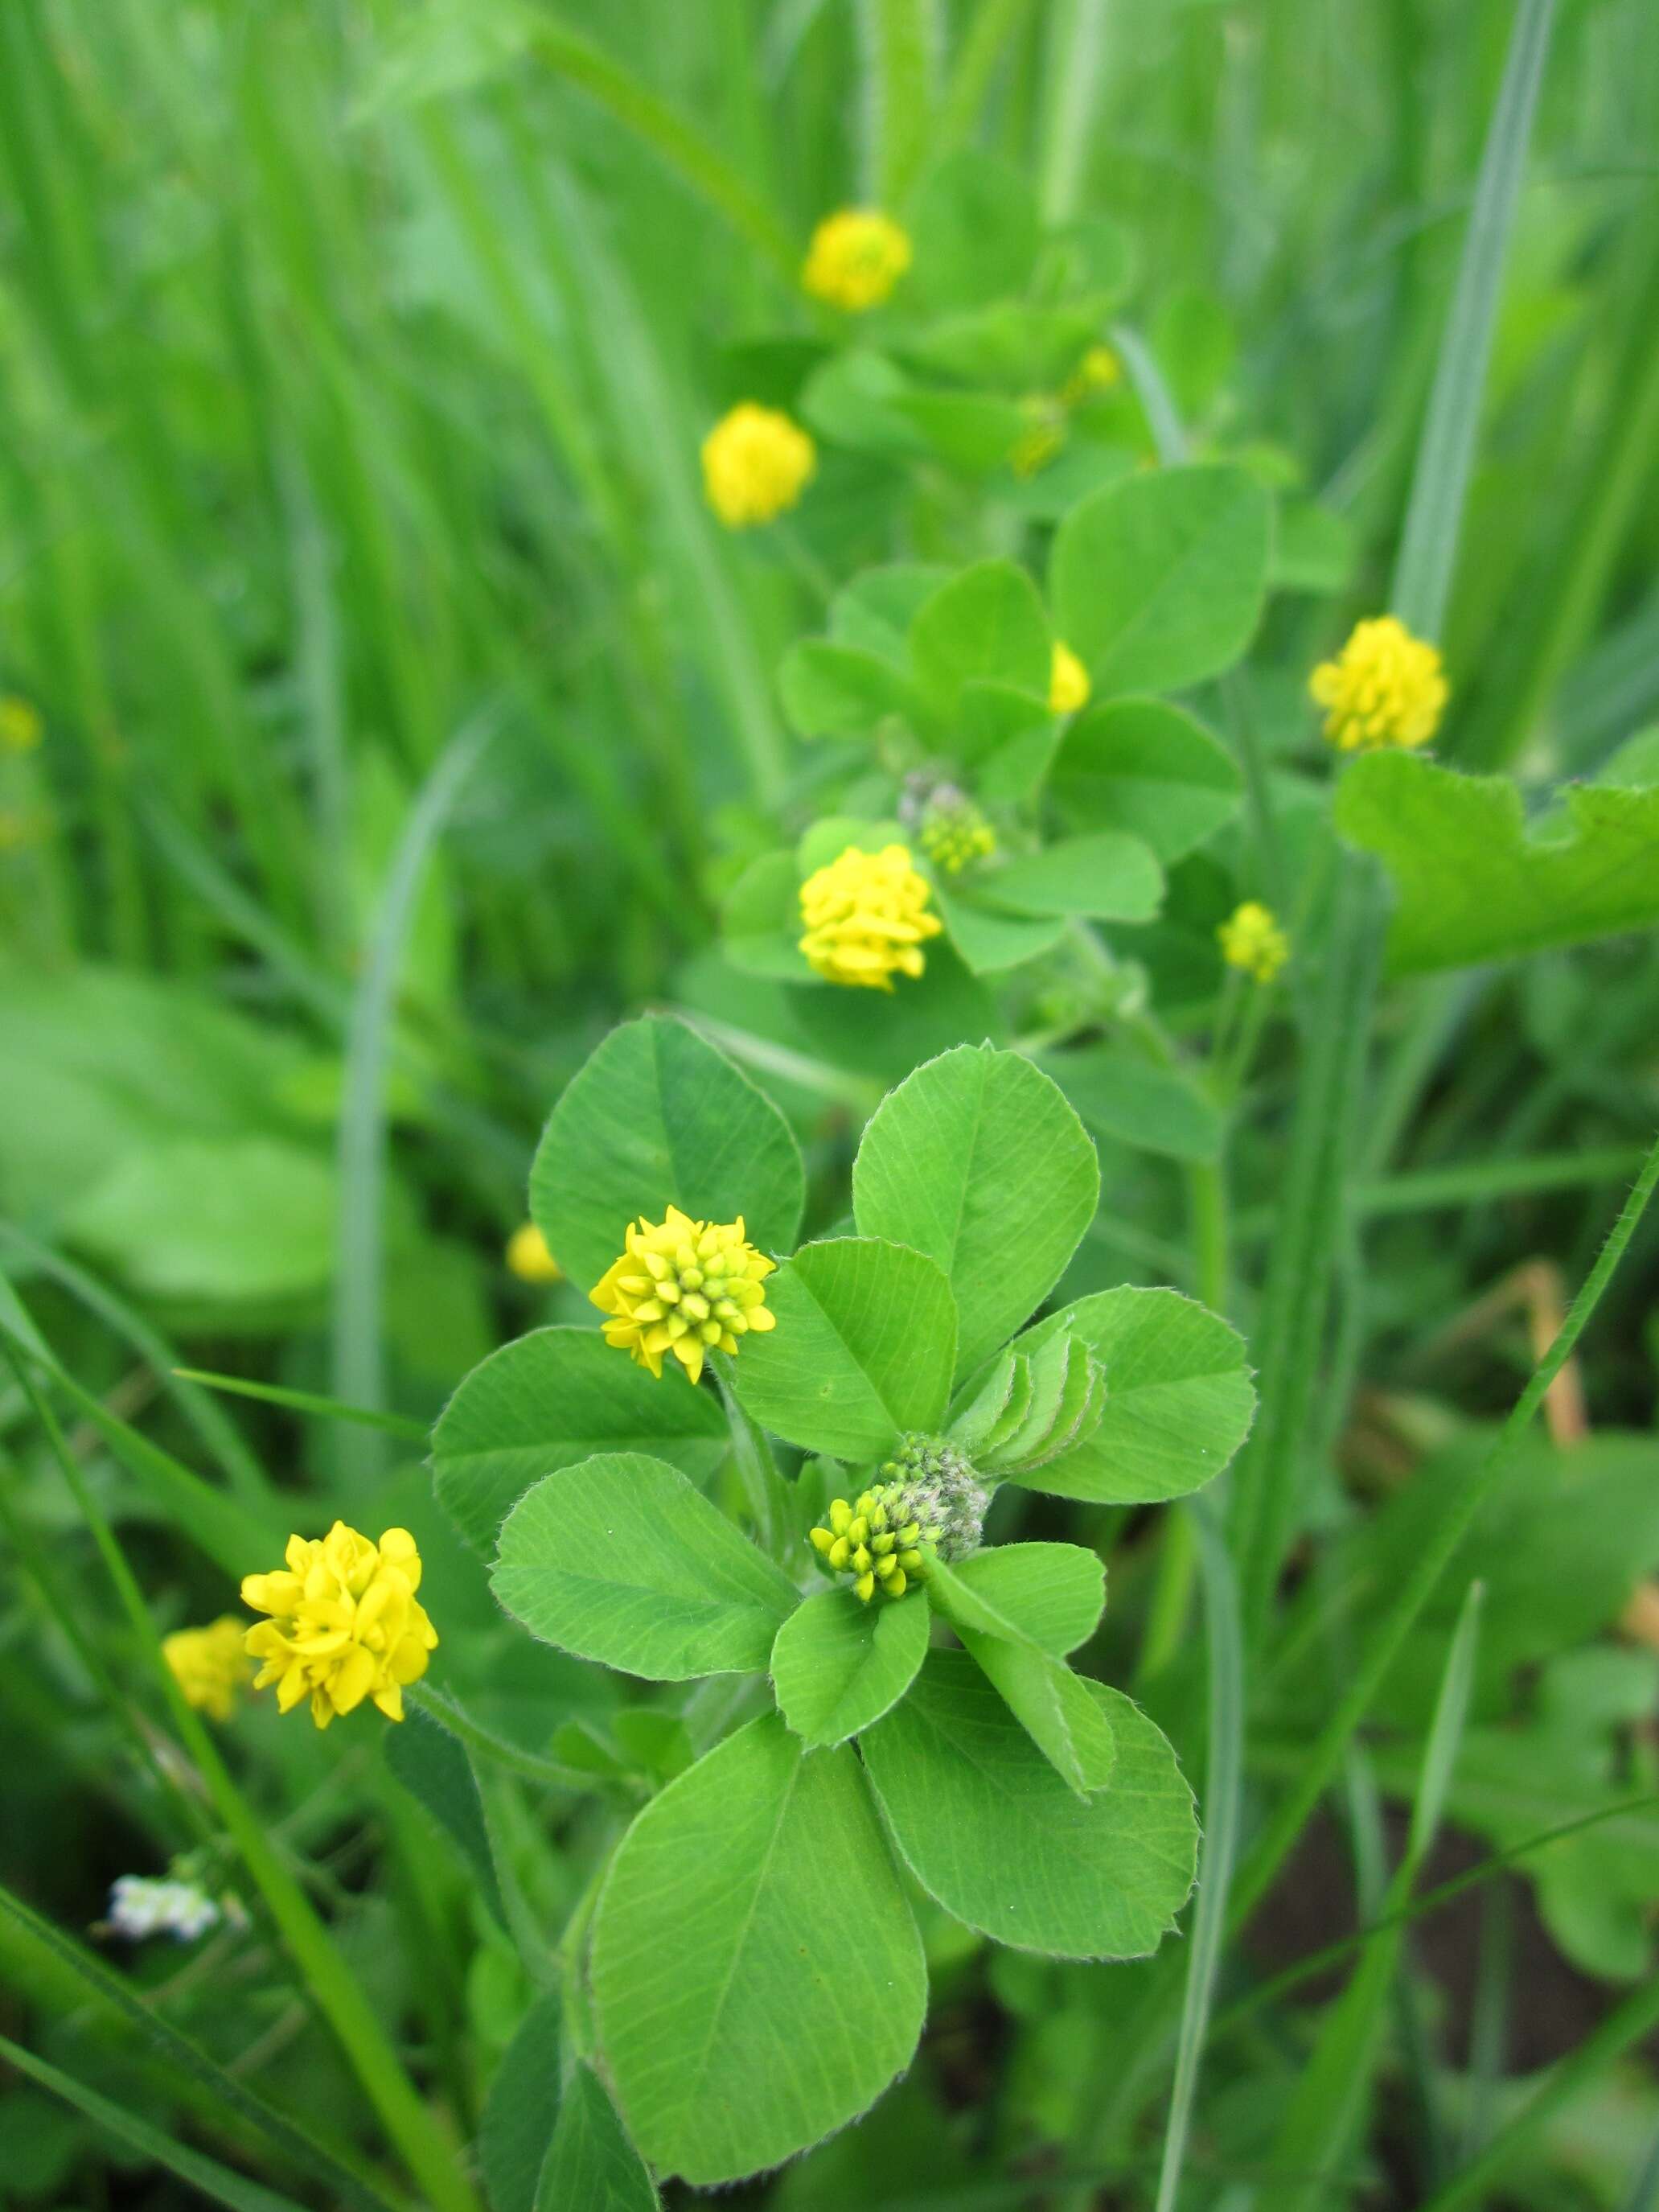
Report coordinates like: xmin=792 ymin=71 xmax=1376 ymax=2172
xmin=433 ymin=1018 xmax=1255 ymax=2184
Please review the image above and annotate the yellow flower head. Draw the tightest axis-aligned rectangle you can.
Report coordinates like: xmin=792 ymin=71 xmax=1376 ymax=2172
xmin=1309 ymin=615 xmax=1448 ymax=753
xmin=1049 ymin=640 xmax=1092 ymax=715
xmin=1010 ymin=395 xmax=1066 ymax=479
xmin=1063 ymin=343 xmax=1123 ymax=404
xmin=1218 ymin=900 xmax=1289 ymax=984
xmin=590 ymin=1207 xmax=776 ymax=1386
xmin=241 ymin=1523 xmax=437 ymax=1730
xmin=0 ymin=697 xmax=43 ymax=754
xmin=917 ymin=788 xmax=996 ymax=877
xmin=799 ymin=842 xmax=943 ymax=991
xmin=506 ymin=1222 xmax=562 ymax=1284
xmin=802 ymin=208 xmax=912 ymax=312
xmin=702 ymin=403 xmax=816 ymax=529
xmin=162 ymin=1616 xmax=252 ymax=1724
xmin=809 ymin=1490 xmax=930 ymax=1603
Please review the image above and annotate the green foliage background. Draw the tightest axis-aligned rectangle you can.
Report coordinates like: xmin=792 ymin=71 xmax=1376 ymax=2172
xmin=2 ymin=1 xmax=1657 ymax=2208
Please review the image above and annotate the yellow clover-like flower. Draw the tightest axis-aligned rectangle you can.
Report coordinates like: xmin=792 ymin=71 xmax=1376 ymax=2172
xmin=1218 ymin=900 xmax=1289 ymax=983
xmin=1049 ymin=640 xmax=1091 ymax=714
xmin=506 ymin=1222 xmax=562 ymax=1284
xmin=1309 ymin=615 xmax=1448 ymax=753
xmin=810 ymin=1490 xmax=929 ymax=1603
xmin=0 ymin=697 xmax=43 ymax=754
xmin=1062 ymin=343 xmax=1123 ymax=404
xmin=802 ymin=208 xmax=912 ymax=312
xmin=799 ymin=842 xmax=943 ymax=990
xmin=162 ymin=1617 xmax=252 ymax=1723
xmin=701 ymin=403 xmax=816 ymax=529
xmin=241 ymin=1523 xmax=437 ymax=1730
xmin=590 ymin=1207 xmax=776 ymax=1386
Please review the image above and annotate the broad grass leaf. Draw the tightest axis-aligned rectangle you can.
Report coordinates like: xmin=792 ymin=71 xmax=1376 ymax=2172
xmin=1334 ymin=751 xmax=1659 ymax=976
xmin=491 ymin=1453 xmax=798 ymax=1680
xmin=382 ymin=1704 xmax=505 ymax=1926
xmin=862 ymin=1651 xmax=1197 ymax=1958
xmin=947 ymin=1543 xmax=1106 ymax=1656
xmin=1038 ymin=1046 xmax=1222 ymax=1165
xmin=530 ymin=1014 xmax=803 ymax=1294
xmin=1019 ymin=1287 xmax=1255 ymax=1503
xmin=770 ymin=1586 xmax=930 ymax=1746
xmin=729 ymin=1236 xmax=956 ymax=1461
xmin=978 ymin=833 xmax=1164 ymax=922
xmin=778 ymin=641 xmax=922 ymax=739
xmin=1049 ymin=698 xmax=1243 ymax=861
xmin=589 ymin=1713 xmax=926 ymax=2184
xmin=926 ymin=1559 xmax=1115 ymax=1796
xmin=534 ymin=2066 xmax=659 ymax=2212
xmin=481 ymin=1995 xmax=561 ymax=2212
xmin=852 ymin=1046 xmax=1099 ymax=1380
xmin=1049 ymin=465 xmax=1270 ymax=696
xmin=432 ymin=1327 xmax=727 ymax=1556
xmin=908 ymin=561 xmax=1050 ymax=715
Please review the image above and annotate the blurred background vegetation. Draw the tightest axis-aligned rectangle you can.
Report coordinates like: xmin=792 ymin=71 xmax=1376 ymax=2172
xmin=2 ymin=1 xmax=1657 ymax=2206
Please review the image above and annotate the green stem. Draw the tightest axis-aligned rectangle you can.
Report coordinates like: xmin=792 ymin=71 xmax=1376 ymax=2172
xmin=715 ymin=1362 xmax=793 ymax=1564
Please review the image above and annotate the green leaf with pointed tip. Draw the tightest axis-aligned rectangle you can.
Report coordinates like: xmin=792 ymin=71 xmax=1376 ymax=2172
xmin=721 ymin=852 xmax=814 ymax=981
xmin=863 ymin=1651 xmax=1197 ymax=1958
xmin=908 ymin=561 xmax=1050 ymax=715
xmin=482 ymin=1995 xmax=561 ymax=2212
xmin=796 ymin=815 xmax=908 ymax=876
xmin=590 ymin=1714 xmax=926 ymax=2185
xmin=830 ymin=565 xmax=951 ymax=664
xmin=729 ymin=1236 xmax=957 ymax=1462
xmin=1335 ymin=750 xmax=1659 ymax=976
xmin=778 ymin=642 xmax=922 ymax=739
xmin=530 ymin=1015 xmax=803 ymax=1295
xmin=534 ymin=2066 xmax=659 ymax=2212
xmin=935 ymin=886 xmax=1066 ymax=974
xmin=978 ymin=833 xmax=1164 ymax=922
xmin=770 ymin=1586 xmax=930 ymax=1746
xmin=1049 ymin=466 xmax=1270 ymax=697
xmin=383 ymin=1704 xmax=505 ymax=1928
xmin=852 ymin=1046 xmax=1099 ymax=1382
xmin=491 ymin=1453 xmax=799 ymax=1680
xmin=432 ymin=1327 xmax=729 ymax=1556
xmin=1049 ymin=698 xmax=1243 ymax=862
xmin=926 ymin=1557 xmax=1115 ymax=1796
xmin=1018 ymin=1288 xmax=1255 ymax=1503
xmin=948 ymin=1544 xmax=1105 ymax=1656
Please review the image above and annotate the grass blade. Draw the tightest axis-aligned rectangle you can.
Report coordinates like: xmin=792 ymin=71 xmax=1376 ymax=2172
xmin=171 ymin=1368 xmax=429 ymax=1444
xmin=1390 ymin=0 xmax=1557 ymax=637
xmin=860 ymin=0 xmax=937 ymax=204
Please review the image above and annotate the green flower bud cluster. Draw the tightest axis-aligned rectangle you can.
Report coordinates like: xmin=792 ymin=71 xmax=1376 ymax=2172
xmin=875 ymin=1433 xmax=990 ymax=1561
xmin=917 ymin=788 xmax=996 ymax=877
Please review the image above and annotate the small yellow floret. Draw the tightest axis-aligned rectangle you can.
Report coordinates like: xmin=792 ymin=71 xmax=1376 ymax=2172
xmin=0 ymin=697 xmax=43 ymax=753
xmin=1049 ymin=641 xmax=1091 ymax=714
xmin=590 ymin=1206 xmax=776 ymax=1387
xmin=918 ymin=802 xmax=996 ymax=878
xmin=507 ymin=1223 xmax=562 ymax=1284
xmin=162 ymin=1617 xmax=252 ymax=1723
xmin=802 ymin=208 xmax=912 ymax=312
xmin=809 ymin=1489 xmax=930 ymax=1602
xmin=242 ymin=1523 xmax=437 ymax=1730
xmin=702 ymin=404 xmax=816 ymax=529
xmin=1063 ymin=343 xmax=1123 ymax=403
xmin=1309 ymin=615 xmax=1448 ymax=753
xmin=799 ymin=843 xmax=943 ymax=991
xmin=1218 ymin=901 xmax=1289 ymax=984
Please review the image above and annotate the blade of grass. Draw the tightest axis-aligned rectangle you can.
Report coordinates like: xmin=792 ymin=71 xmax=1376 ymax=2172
xmin=1263 ymin=1581 xmax=1483 ymax=2210
xmin=0 ymin=1885 xmax=403 ymax=2212
xmin=6 ymin=1345 xmax=481 ymax=2212
xmin=171 ymin=1369 xmax=429 ymax=1444
xmin=1231 ymin=1129 xmax=1659 ymax=1928
xmin=526 ymin=21 xmax=797 ymax=282
xmin=1150 ymin=1500 xmax=1244 ymax=2212
xmin=1390 ymin=0 xmax=1557 ymax=639
xmin=938 ymin=0 xmax=1036 ymax=153
xmin=1038 ymin=0 xmax=1109 ymax=224
xmin=860 ymin=0 xmax=936 ymax=204
xmin=333 ymin=709 xmax=499 ymax=1487
xmin=0 ymin=2035 xmax=312 ymax=2212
